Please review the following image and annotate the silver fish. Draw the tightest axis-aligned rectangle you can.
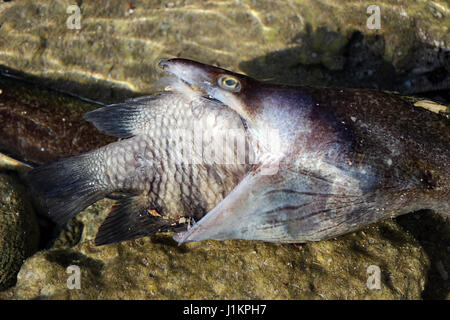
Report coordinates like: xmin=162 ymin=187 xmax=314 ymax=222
xmin=29 ymin=58 xmax=450 ymax=245
xmin=29 ymin=78 xmax=252 ymax=245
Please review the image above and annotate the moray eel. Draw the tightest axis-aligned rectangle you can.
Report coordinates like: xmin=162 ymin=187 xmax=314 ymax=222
xmin=29 ymin=58 xmax=450 ymax=245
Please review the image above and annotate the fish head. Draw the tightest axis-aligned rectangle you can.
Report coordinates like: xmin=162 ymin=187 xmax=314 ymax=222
xmin=159 ymin=58 xmax=312 ymax=159
xmin=158 ymin=59 xmax=369 ymax=245
xmin=159 ymin=58 xmax=258 ymax=122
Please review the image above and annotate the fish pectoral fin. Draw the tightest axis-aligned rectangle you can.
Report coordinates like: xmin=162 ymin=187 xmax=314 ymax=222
xmin=176 ymin=166 xmax=366 ymax=244
xmin=94 ymin=196 xmax=176 ymax=246
xmin=175 ymin=170 xmax=265 ymax=244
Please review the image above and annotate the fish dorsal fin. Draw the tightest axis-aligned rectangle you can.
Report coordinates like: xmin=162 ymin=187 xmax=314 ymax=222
xmin=83 ymin=77 xmax=212 ymax=139
xmin=94 ymin=197 xmax=177 ymax=245
xmin=175 ymin=162 xmax=369 ymax=244
xmin=83 ymin=94 xmax=168 ymax=138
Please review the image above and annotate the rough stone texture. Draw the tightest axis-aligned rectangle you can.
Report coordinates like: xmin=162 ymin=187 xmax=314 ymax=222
xmin=396 ymin=211 xmax=450 ymax=299
xmin=52 ymin=199 xmax=114 ymax=249
xmin=14 ymin=218 xmax=428 ymax=299
xmin=0 ymin=173 xmax=39 ymax=291
xmin=0 ymin=0 xmax=448 ymax=299
xmin=0 ymin=0 xmax=448 ymax=104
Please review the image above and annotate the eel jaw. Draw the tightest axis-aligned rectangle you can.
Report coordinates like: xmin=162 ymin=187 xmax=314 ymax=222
xmin=172 ymin=217 xmax=200 ymax=244
xmin=159 ymin=59 xmax=246 ymax=245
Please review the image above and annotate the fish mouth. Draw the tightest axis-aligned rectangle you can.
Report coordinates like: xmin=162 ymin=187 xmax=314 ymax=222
xmin=159 ymin=59 xmax=236 ymax=244
xmin=159 ymin=58 xmax=260 ymax=245
xmin=159 ymin=59 xmax=212 ymax=86
xmin=159 ymin=58 xmax=225 ymax=104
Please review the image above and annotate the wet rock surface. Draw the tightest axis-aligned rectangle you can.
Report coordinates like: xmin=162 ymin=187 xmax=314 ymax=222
xmin=0 ymin=0 xmax=448 ymax=299
xmin=0 ymin=173 xmax=39 ymax=291
xmin=14 ymin=219 xmax=428 ymax=299
xmin=0 ymin=0 xmax=448 ymax=103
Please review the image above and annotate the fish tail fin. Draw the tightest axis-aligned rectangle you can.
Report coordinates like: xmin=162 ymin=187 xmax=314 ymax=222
xmin=27 ymin=152 xmax=107 ymax=225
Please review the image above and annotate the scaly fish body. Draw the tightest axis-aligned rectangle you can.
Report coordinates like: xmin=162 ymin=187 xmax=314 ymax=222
xmin=29 ymin=81 xmax=252 ymax=244
xmin=158 ymin=59 xmax=449 ymax=243
xmin=29 ymin=59 xmax=449 ymax=245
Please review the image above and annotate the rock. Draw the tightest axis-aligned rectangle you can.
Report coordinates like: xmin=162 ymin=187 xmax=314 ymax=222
xmin=52 ymin=199 xmax=113 ymax=249
xmin=0 ymin=173 xmax=40 ymax=291
xmin=14 ymin=218 xmax=428 ymax=299
xmin=396 ymin=211 xmax=450 ymax=299
xmin=0 ymin=0 xmax=448 ymax=103
xmin=0 ymin=0 xmax=447 ymax=299
xmin=0 ymin=286 xmax=15 ymax=300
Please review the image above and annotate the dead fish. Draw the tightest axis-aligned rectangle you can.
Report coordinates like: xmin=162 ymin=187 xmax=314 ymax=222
xmin=28 ymin=78 xmax=252 ymax=245
xmin=158 ymin=59 xmax=450 ymax=244
xmin=29 ymin=58 xmax=450 ymax=246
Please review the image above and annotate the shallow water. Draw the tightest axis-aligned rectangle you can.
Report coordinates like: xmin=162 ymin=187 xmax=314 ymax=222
xmin=0 ymin=0 xmax=448 ymax=300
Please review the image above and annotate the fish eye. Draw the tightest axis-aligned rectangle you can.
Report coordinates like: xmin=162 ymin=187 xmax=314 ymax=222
xmin=217 ymin=76 xmax=241 ymax=92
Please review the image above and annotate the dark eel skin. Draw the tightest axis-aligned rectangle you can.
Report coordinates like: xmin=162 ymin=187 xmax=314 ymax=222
xmin=28 ymin=59 xmax=449 ymax=245
xmin=0 ymin=75 xmax=116 ymax=164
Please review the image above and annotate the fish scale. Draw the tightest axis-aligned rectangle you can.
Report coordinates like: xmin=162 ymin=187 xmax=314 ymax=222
xmin=28 ymin=83 xmax=251 ymax=243
xmin=29 ymin=59 xmax=449 ymax=246
xmin=98 ymin=105 xmax=249 ymax=220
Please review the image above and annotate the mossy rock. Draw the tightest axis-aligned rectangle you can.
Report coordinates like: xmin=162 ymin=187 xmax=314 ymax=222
xmin=0 ymin=173 xmax=40 ymax=291
xmin=0 ymin=0 xmax=448 ymax=102
xmin=14 ymin=218 xmax=428 ymax=299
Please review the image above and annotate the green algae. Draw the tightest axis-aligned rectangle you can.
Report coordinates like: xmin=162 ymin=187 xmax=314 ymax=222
xmin=1 ymin=0 xmax=447 ymax=102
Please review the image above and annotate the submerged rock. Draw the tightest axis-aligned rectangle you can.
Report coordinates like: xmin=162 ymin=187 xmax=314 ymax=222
xmin=14 ymin=217 xmax=427 ymax=299
xmin=51 ymin=199 xmax=114 ymax=249
xmin=0 ymin=173 xmax=39 ymax=291
xmin=0 ymin=0 xmax=448 ymax=101
xmin=0 ymin=0 xmax=447 ymax=299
